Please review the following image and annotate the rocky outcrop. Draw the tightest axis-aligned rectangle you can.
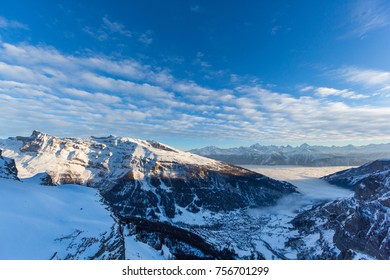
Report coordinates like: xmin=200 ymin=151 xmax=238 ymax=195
xmin=290 ymin=160 xmax=390 ymax=259
xmin=120 ymin=216 xmax=236 ymax=260
xmin=52 ymin=223 xmax=125 ymax=260
xmin=0 ymin=150 xmax=19 ymax=180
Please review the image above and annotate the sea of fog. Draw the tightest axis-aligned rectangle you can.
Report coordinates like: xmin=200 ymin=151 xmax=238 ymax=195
xmin=242 ymin=165 xmax=355 ymax=217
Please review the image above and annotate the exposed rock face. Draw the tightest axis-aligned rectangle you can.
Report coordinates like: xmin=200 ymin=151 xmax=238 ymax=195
xmin=322 ymin=159 xmax=390 ymax=190
xmin=52 ymin=223 xmax=125 ymax=260
xmin=0 ymin=131 xmax=296 ymax=221
xmin=190 ymin=144 xmax=390 ymax=166
xmin=120 ymin=216 xmax=236 ymax=260
xmin=105 ymin=163 xmax=295 ymax=219
xmin=0 ymin=150 xmax=19 ymax=180
xmin=290 ymin=160 xmax=390 ymax=259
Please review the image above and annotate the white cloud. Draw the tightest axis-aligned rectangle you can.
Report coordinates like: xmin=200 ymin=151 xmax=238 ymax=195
xmin=300 ymin=86 xmax=314 ymax=92
xmin=232 ymin=85 xmax=390 ymax=141
xmin=62 ymin=88 xmax=122 ymax=104
xmin=0 ymin=61 xmax=50 ymax=84
xmin=0 ymin=42 xmax=178 ymax=87
xmin=0 ymin=41 xmax=389 ymax=143
xmin=315 ymin=87 xmax=368 ymax=99
xmin=337 ymin=66 xmax=390 ymax=87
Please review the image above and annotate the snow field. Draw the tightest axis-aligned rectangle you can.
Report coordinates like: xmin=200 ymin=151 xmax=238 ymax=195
xmin=0 ymin=179 xmax=115 ymax=259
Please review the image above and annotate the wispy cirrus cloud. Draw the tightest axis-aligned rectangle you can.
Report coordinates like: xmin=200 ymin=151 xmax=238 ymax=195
xmin=83 ymin=16 xmax=132 ymax=41
xmin=346 ymin=0 xmax=390 ymax=38
xmin=336 ymin=66 xmax=390 ymax=88
xmin=138 ymin=31 xmax=153 ymax=45
xmin=83 ymin=16 xmax=155 ymax=47
xmin=333 ymin=66 xmax=390 ymax=98
xmin=101 ymin=16 xmax=132 ymax=37
xmin=0 ymin=16 xmax=28 ymax=30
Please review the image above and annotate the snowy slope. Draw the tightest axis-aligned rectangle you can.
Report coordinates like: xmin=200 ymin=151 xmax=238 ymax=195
xmin=322 ymin=159 xmax=390 ymax=190
xmin=0 ymin=166 xmax=123 ymax=259
xmin=190 ymin=143 xmax=390 ymax=166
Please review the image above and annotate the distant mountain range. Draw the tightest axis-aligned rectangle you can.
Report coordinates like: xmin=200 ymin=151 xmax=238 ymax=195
xmin=189 ymin=143 xmax=390 ymax=166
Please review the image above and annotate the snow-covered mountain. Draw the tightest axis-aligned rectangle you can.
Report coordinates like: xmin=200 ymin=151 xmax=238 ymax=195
xmin=0 ymin=131 xmax=296 ymax=221
xmin=290 ymin=160 xmax=390 ymax=259
xmin=0 ymin=131 xmax=298 ymax=260
xmin=190 ymin=143 xmax=390 ymax=166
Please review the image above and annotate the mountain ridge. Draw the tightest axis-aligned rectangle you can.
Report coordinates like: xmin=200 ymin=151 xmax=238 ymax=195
xmin=189 ymin=143 xmax=390 ymax=166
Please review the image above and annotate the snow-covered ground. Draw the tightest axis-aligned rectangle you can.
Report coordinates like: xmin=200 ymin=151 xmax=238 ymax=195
xmin=124 ymin=229 xmax=173 ymax=260
xmin=0 ymin=178 xmax=118 ymax=260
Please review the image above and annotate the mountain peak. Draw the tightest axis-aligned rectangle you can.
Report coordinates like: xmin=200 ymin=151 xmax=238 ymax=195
xmin=14 ymin=130 xmax=55 ymax=154
xmin=299 ymin=143 xmax=310 ymax=148
xmin=31 ymin=130 xmax=46 ymax=137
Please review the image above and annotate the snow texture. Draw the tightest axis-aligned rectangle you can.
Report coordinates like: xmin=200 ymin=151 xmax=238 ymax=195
xmin=0 ymin=178 xmax=122 ymax=259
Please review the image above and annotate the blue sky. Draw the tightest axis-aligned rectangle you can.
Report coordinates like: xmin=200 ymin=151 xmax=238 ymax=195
xmin=1 ymin=0 xmax=390 ymax=149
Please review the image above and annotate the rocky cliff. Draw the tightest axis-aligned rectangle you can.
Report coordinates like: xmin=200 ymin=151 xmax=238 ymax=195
xmin=0 ymin=150 xmax=19 ymax=180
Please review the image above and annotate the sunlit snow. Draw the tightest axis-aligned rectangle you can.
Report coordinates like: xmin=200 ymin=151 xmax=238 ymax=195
xmin=0 ymin=179 xmax=115 ymax=259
